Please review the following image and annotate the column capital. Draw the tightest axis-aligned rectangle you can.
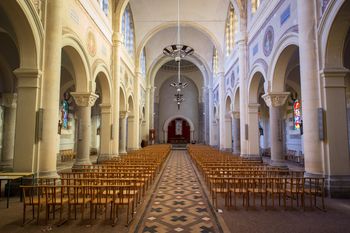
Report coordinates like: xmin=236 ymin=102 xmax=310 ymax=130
xmin=320 ymin=68 xmax=350 ymax=78
xmin=99 ymin=103 xmax=112 ymax=114
xmin=120 ymin=111 xmax=129 ymax=118
xmin=248 ymin=103 xmax=260 ymax=113
xmin=230 ymin=111 xmax=240 ymax=119
xmin=71 ymin=92 xmax=99 ymax=107
xmin=13 ymin=68 xmax=41 ymax=88
xmin=262 ymin=92 xmax=290 ymax=107
xmin=2 ymin=93 xmax=17 ymax=108
xmin=112 ymin=32 xmax=123 ymax=45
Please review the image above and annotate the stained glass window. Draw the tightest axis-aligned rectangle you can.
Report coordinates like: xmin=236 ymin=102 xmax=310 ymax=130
xmin=121 ymin=4 xmax=135 ymax=57
xmin=61 ymin=92 xmax=70 ymax=129
xmin=225 ymin=3 xmax=238 ymax=56
xmin=140 ymin=48 xmax=146 ymax=77
xmin=293 ymin=99 xmax=302 ymax=130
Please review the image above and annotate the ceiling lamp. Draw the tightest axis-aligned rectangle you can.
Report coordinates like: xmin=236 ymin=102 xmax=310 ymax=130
xmin=162 ymin=0 xmax=194 ymax=110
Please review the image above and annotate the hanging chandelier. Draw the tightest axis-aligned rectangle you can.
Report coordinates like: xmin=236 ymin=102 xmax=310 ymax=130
xmin=162 ymin=0 xmax=194 ymax=110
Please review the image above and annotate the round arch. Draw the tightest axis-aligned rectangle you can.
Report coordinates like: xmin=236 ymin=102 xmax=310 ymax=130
xmin=0 ymin=1 xmax=42 ymax=69
xmin=232 ymin=86 xmax=240 ymax=112
xmin=62 ymin=34 xmax=90 ymax=92
xmin=148 ymin=53 xmax=210 ymax=89
xmin=319 ymin=0 xmax=350 ymax=69
xmin=163 ymin=115 xmax=195 ymax=132
xmin=92 ymin=61 xmax=112 ymax=105
xmin=248 ymin=71 xmax=265 ymax=104
xmin=268 ymin=33 xmax=299 ymax=93
xmin=127 ymin=94 xmax=134 ymax=114
xmin=136 ymin=22 xmax=224 ymax=68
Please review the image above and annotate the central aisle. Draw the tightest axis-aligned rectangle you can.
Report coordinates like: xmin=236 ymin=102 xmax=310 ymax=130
xmin=136 ymin=150 xmax=223 ymax=233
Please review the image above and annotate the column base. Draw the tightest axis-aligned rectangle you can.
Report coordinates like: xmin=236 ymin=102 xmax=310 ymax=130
xmin=325 ymin=174 xmax=350 ymax=198
xmin=37 ymin=170 xmax=60 ymax=179
xmin=119 ymin=149 xmax=127 ymax=155
xmin=0 ymin=159 xmax=13 ymax=168
xmin=97 ymin=154 xmax=113 ymax=163
xmin=240 ymin=154 xmax=262 ymax=161
xmin=73 ymin=158 xmax=92 ymax=168
xmin=270 ymin=160 xmax=288 ymax=168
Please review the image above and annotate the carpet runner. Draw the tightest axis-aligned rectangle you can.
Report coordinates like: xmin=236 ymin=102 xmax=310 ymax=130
xmin=135 ymin=150 xmax=223 ymax=233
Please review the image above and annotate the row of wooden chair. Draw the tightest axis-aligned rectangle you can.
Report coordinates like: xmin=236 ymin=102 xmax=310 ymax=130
xmin=187 ymin=145 xmax=325 ymax=211
xmin=21 ymin=144 xmax=171 ymax=226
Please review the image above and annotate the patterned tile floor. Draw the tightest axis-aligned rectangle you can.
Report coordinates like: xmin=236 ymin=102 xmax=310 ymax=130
xmin=135 ymin=150 xmax=223 ymax=233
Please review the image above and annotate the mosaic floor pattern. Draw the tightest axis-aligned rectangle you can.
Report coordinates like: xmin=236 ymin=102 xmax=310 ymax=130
xmin=136 ymin=150 xmax=223 ymax=233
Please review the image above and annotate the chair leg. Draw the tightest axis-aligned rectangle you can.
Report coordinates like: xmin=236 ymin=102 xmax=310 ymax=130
xmin=23 ymin=205 xmax=26 ymax=226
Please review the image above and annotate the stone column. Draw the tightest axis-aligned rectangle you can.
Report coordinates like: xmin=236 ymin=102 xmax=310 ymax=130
xmin=98 ymin=104 xmax=112 ymax=162
xmin=38 ymin=0 xmax=63 ymax=177
xmin=297 ymin=0 xmax=322 ymax=174
xmin=145 ymin=87 xmax=151 ymax=142
xmin=321 ymin=69 xmax=350 ymax=197
xmin=247 ymin=103 xmax=260 ymax=159
xmin=71 ymin=92 xmax=98 ymax=167
xmin=133 ymin=71 xmax=141 ymax=149
xmin=13 ymin=69 xmax=41 ymax=172
xmin=1 ymin=93 xmax=17 ymax=165
xmin=232 ymin=111 xmax=241 ymax=154
xmin=262 ymin=92 xmax=289 ymax=166
xmin=111 ymin=33 xmax=123 ymax=155
xmin=119 ymin=111 xmax=128 ymax=154
xmin=208 ymin=87 xmax=215 ymax=146
xmin=127 ymin=116 xmax=135 ymax=150
xmin=150 ymin=87 xmax=156 ymax=129
xmin=218 ymin=72 xmax=226 ymax=150
xmin=237 ymin=32 xmax=248 ymax=157
xmin=164 ymin=130 xmax=168 ymax=143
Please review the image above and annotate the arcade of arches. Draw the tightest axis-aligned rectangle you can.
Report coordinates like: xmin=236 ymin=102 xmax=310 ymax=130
xmin=1 ymin=0 xmax=350 ymax=232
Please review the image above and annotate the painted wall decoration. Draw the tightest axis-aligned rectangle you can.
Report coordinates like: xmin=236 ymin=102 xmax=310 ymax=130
xmin=87 ymin=30 xmax=97 ymax=57
xmin=263 ymin=26 xmax=274 ymax=57
xmin=231 ymin=71 xmax=235 ymax=88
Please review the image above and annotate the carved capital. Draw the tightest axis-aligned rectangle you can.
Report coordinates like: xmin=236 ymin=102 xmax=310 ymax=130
xmin=2 ymin=93 xmax=17 ymax=108
xmin=120 ymin=111 xmax=129 ymax=119
xmin=71 ymin=92 xmax=99 ymax=107
xmin=99 ymin=104 xmax=112 ymax=114
xmin=262 ymin=92 xmax=290 ymax=108
xmin=231 ymin=111 xmax=240 ymax=119
xmin=112 ymin=32 xmax=123 ymax=45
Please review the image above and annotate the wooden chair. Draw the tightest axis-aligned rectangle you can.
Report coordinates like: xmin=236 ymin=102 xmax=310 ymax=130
xmin=45 ymin=185 xmax=68 ymax=224
xmin=21 ymin=185 xmax=45 ymax=225
xmin=304 ymin=177 xmax=325 ymax=210
xmin=89 ymin=185 xmax=112 ymax=222
xmin=210 ymin=177 xmax=229 ymax=208
xmin=111 ymin=184 xmax=135 ymax=226
xmin=229 ymin=177 xmax=249 ymax=209
xmin=247 ymin=177 xmax=267 ymax=208
xmin=265 ymin=177 xmax=286 ymax=210
xmin=286 ymin=177 xmax=304 ymax=209
xmin=67 ymin=185 xmax=92 ymax=220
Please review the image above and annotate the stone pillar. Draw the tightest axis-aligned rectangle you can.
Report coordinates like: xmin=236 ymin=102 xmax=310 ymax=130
xmin=297 ymin=0 xmax=322 ymax=174
xmin=232 ymin=111 xmax=241 ymax=154
xmin=71 ymin=92 xmax=98 ymax=167
xmin=13 ymin=69 xmax=41 ymax=172
xmin=262 ymin=92 xmax=289 ymax=166
xmin=127 ymin=116 xmax=135 ymax=150
xmin=247 ymin=104 xmax=260 ymax=159
xmin=237 ymin=32 xmax=248 ymax=157
xmin=164 ymin=130 xmax=168 ymax=143
xmin=218 ymin=72 xmax=226 ymax=150
xmin=111 ymin=33 xmax=123 ymax=155
xmin=1 ymin=93 xmax=17 ymax=165
xmin=98 ymin=104 xmax=112 ymax=162
xmin=208 ymin=87 xmax=215 ymax=146
xmin=133 ymin=71 xmax=141 ymax=149
xmin=38 ymin=0 xmax=63 ymax=177
xmin=321 ymin=69 xmax=350 ymax=197
xmin=150 ymin=87 xmax=156 ymax=129
xmin=119 ymin=111 xmax=128 ymax=154
xmin=145 ymin=87 xmax=151 ymax=142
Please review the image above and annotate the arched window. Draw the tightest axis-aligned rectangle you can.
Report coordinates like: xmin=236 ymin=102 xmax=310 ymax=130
xmin=252 ymin=0 xmax=261 ymax=14
xmin=225 ymin=3 xmax=238 ymax=56
xmin=140 ymin=48 xmax=146 ymax=77
xmin=212 ymin=48 xmax=218 ymax=76
xmin=97 ymin=0 xmax=109 ymax=16
xmin=121 ymin=4 xmax=135 ymax=57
